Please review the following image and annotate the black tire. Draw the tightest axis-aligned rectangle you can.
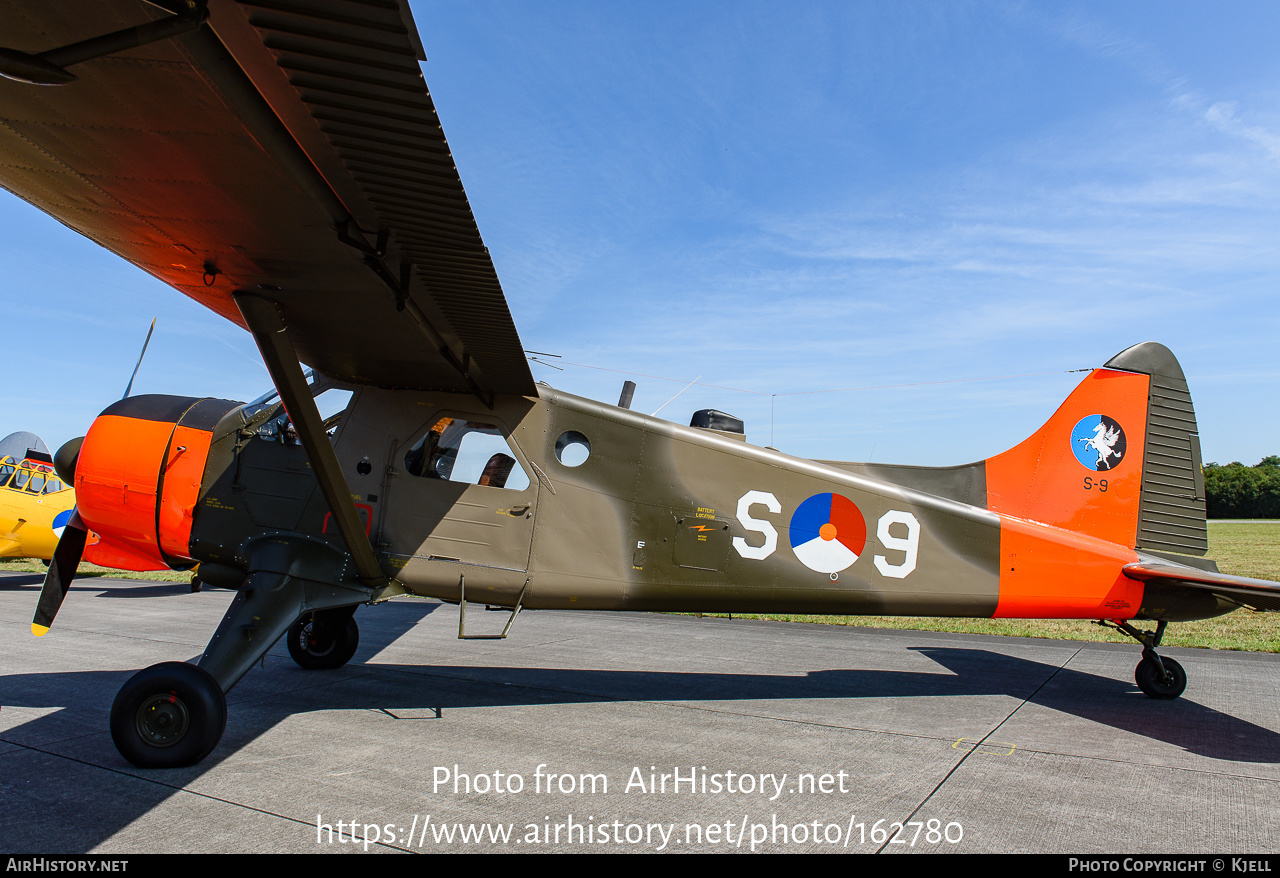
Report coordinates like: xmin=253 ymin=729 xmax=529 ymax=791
xmin=287 ymin=611 xmax=359 ymax=670
xmin=110 ymin=662 xmax=227 ymax=768
xmin=1135 ymin=656 xmax=1187 ymax=700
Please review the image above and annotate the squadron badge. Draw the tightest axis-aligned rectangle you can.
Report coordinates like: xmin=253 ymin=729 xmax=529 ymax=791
xmin=1071 ymin=415 xmax=1127 ymax=471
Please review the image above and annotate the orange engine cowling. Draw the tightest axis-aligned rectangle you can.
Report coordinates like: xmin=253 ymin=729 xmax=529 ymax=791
xmin=75 ymin=395 xmax=243 ymax=570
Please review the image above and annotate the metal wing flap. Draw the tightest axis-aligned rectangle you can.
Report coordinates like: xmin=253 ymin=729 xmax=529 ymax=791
xmin=0 ymin=0 xmax=533 ymax=396
xmin=1123 ymin=561 xmax=1280 ymax=613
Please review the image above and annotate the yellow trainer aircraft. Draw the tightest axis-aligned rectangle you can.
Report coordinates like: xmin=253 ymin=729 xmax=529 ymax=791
xmin=0 ymin=451 xmax=76 ymax=563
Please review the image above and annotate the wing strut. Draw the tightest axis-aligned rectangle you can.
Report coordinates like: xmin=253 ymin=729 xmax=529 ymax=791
xmin=0 ymin=2 xmax=208 ymax=85
xmin=234 ymin=291 xmax=385 ymax=589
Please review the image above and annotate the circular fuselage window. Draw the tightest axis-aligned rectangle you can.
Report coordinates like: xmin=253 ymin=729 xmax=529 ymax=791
xmin=555 ymin=431 xmax=591 ymax=467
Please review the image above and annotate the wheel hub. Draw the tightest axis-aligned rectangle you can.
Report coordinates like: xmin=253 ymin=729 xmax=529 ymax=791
xmin=135 ymin=693 xmax=190 ymax=748
xmin=300 ymin=621 xmax=336 ymax=657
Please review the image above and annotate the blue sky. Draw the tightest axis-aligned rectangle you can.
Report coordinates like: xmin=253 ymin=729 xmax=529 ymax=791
xmin=2 ymin=1 xmax=1278 ymax=466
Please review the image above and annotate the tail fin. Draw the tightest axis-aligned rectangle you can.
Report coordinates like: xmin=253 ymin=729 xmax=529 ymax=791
xmin=985 ymin=342 xmax=1206 ymax=554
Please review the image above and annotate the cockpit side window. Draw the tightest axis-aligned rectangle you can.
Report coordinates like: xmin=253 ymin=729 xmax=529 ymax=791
xmin=316 ymin=388 xmax=354 ymax=438
xmin=0 ymin=462 xmax=14 ymax=488
xmin=404 ymin=416 xmax=531 ymax=491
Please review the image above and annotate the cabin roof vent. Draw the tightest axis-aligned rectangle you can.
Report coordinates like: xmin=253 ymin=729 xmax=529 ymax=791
xmin=690 ymin=409 xmax=745 ymax=441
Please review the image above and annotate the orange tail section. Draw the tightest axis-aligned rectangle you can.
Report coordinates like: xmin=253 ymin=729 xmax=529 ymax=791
xmin=986 ymin=342 xmax=1207 ymax=618
xmin=987 ymin=367 xmax=1150 ymax=546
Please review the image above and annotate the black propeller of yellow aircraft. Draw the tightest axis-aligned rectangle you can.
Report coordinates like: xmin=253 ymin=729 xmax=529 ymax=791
xmin=2 ymin=1 xmax=1278 ymax=769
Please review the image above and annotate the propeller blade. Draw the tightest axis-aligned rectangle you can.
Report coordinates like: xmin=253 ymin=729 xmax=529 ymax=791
xmin=122 ymin=317 xmax=156 ymax=399
xmin=33 ymin=509 xmax=87 ymax=636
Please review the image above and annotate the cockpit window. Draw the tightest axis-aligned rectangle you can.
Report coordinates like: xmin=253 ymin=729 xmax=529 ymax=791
xmin=315 ymin=388 xmax=353 ymax=424
xmin=0 ymin=462 xmax=14 ymax=488
xmin=404 ymin=417 xmax=530 ymax=491
xmin=11 ymin=470 xmax=29 ymax=491
xmin=26 ymin=474 xmax=45 ymax=493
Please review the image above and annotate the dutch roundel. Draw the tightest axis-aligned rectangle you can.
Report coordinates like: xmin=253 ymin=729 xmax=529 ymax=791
xmin=52 ymin=508 xmax=75 ymax=539
xmin=789 ymin=493 xmax=867 ymax=573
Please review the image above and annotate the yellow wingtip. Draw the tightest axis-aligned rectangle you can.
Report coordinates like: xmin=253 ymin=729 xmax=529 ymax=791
xmin=32 ymin=623 xmax=49 ymax=637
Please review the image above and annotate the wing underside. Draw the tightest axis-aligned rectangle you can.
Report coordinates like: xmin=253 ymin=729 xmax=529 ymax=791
xmin=0 ymin=0 xmax=534 ymax=396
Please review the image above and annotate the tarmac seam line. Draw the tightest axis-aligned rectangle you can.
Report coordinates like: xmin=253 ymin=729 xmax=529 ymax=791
xmin=0 ymin=737 xmax=399 ymax=852
xmin=871 ymin=646 xmax=1084 ymax=853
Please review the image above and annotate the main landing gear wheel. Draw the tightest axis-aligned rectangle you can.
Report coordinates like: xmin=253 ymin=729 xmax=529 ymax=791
xmin=1100 ymin=619 xmax=1188 ymax=701
xmin=1135 ymin=655 xmax=1187 ymax=700
xmin=110 ymin=662 xmax=227 ymax=768
xmin=287 ymin=611 xmax=359 ymax=670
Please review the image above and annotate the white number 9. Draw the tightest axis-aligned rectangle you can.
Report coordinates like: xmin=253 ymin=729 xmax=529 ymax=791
xmin=874 ymin=510 xmax=919 ymax=579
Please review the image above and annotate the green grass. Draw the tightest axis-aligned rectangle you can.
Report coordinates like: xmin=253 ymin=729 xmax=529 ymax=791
xmin=693 ymin=521 xmax=1280 ymax=653
xmin=0 ymin=558 xmax=192 ymax=582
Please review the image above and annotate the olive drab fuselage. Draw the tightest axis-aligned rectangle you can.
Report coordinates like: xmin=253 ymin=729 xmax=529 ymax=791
xmin=180 ymin=376 xmax=1190 ymax=624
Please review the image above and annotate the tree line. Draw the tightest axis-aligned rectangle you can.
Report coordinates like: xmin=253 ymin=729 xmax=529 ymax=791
xmin=1203 ymin=456 xmax=1280 ymax=519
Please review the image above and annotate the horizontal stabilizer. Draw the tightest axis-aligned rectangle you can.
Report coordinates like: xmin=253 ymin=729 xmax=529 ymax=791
xmin=1123 ymin=561 xmax=1280 ymax=612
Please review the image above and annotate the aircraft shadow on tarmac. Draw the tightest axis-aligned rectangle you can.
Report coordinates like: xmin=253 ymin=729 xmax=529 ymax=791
xmin=0 ymin=573 xmax=49 ymax=587
xmin=3 ymin=606 xmax=1277 ymax=764
xmin=4 ymin=600 xmax=1279 ymax=850
xmin=0 ymin=575 xmax=193 ymax=599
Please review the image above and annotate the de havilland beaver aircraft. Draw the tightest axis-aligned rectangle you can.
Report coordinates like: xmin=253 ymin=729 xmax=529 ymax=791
xmin=3 ymin=0 xmax=1279 ymax=769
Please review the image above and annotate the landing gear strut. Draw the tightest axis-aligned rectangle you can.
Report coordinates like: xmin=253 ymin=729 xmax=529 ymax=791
xmin=108 ymin=556 xmax=373 ymax=768
xmin=1100 ymin=619 xmax=1187 ymax=700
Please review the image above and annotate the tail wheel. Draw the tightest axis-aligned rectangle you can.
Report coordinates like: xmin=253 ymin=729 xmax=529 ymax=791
xmin=287 ymin=611 xmax=359 ymax=670
xmin=110 ymin=662 xmax=226 ymax=768
xmin=1135 ymin=656 xmax=1187 ymax=700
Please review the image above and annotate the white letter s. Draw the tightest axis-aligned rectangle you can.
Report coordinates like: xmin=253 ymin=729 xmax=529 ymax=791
xmin=733 ymin=490 xmax=780 ymax=560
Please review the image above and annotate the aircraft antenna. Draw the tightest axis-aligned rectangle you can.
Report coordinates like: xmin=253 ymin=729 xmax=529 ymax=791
xmin=651 ymin=374 xmax=702 ymax=417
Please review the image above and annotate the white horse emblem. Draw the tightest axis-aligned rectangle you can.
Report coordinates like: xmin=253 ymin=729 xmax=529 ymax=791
xmin=1080 ymin=422 xmax=1123 ymax=470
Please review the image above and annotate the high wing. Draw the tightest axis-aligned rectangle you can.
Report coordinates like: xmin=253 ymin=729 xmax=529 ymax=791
xmin=0 ymin=0 xmax=533 ymax=398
